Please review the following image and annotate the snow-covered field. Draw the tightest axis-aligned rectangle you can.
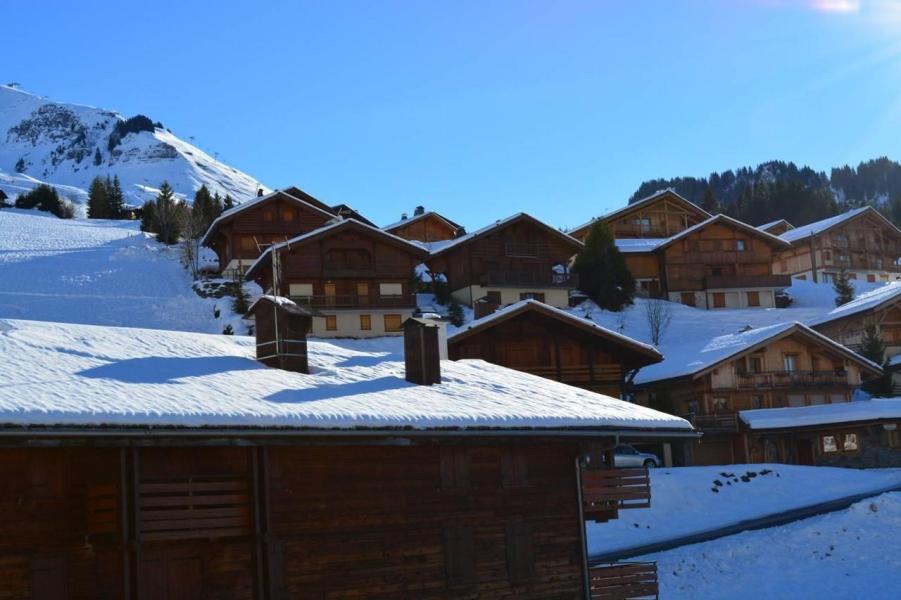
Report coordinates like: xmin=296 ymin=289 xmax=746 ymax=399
xmin=0 ymin=208 xmax=244 ymax=333
xmin=649 ymin=491 xmax=901 ymax=599
xmin=588 ymin=465 xmax=901 ymax=555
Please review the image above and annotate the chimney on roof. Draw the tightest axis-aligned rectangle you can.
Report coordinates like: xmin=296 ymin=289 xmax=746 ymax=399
xmin=247 ymin=296 xmax=312 ymax=373
xmin=404 ymin=317 xmax=444 ymax=385
xmin=257 ymin=188 xmax=264 ymax=197
xmin=453 ymin=226 xmax=467 ymax=238
xmin=414 ymin=205 xmax=425 ymax=216
xmin=400 ymin=212 xmax=408 ymax=221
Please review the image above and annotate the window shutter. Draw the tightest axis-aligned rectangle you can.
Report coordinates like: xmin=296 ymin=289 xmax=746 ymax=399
xmin=505 ymin=522 xmax=535 ymax=583
xmin=443 ymin=527 xmax=476 ymax=588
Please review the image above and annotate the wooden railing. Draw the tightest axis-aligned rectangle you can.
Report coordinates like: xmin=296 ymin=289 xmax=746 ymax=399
xmin=582 ymin=467 xmax=651 ymax=515
xmin=589 ymin=562 xmax=659 ymax=600
xmin=137 ymin=476 xmax=251 ymax=541
xmin=687 ymin=412 xmax=739 ymax=434
xmin=480 ymin=270 xmax=578 ymax=288
xmin=732 ymin=370 xmax=849 ymax=389
xmin=289 ymin=293 xmax=416 ymax=309
xmin=521 ymin=364 xmax=621 ymax=384
xmin=682 ymin=251 xmax=761 ymax=264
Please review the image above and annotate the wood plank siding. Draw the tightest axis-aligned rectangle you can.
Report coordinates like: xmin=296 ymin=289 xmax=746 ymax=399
xmin=568 ymin=190 xmax=710 ymax=241
xmin=385 ymin=212 xmax=460 ymax=242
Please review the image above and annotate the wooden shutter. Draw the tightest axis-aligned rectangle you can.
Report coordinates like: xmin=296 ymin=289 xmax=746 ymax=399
xmin=505 ymin=522 xmax=535 ymax=583
xmin=137 ymin=476 xmax=251 ymax=541
xmin=443 ymin=527 xmax=476 ymax=588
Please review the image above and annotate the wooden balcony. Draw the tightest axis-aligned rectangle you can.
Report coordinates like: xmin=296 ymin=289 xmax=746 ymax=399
xmin=589 ymin=562 xmax=659 ymax=600
xmin=582 ymin=467 xmax=651 ymax=521
xmin=732 ymin=370 xmax=850 ymax=389
xmin=321 ymin=266 xmax=377 ymax=278
xmin=682 ymin=251 xmax=762 ymax=264
xmin=686 ymin=412 xmax=739 ymax=434
xmin=289 ymin=293 xmax=416 ymax=309
xmin=479 ymin=270 xmax=579 ymax=288
xmin=704 ymin=274 xmax=792 ymax=289
xmin=520 ymin=364 xmax=621 ymax=385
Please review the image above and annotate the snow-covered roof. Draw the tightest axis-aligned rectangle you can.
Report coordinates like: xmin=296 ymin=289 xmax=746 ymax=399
xmin=809 ymin=283 xmax=901 ymax=328
xmin=426 ymin=213 xmax=583 ymax=259
xmin=567 ymin=189 xmax=711 ymax=236
xmin=449 ymin=299 xmax=663 ymax=363
xmin=779 ymin=207 xmax=899 ymax=244
xmin=0 ymin=318 xmax=693 ymax=433
xmin=200 ymin=189 xmax=338 ymax=246
xmin=244 ymin=219 xmax=429 ymax=279
xmin=740 ymin=398 xmax=901 ymax=430
xmin=757 ymin=218 xmax=793 ymax=233
xmin=615 ymin=238 xmax=668 ymax=253
xmin=634 ymin=321 xmax=881 ymax=386
xmin=612 ymin=214 xmax=788 ymax=254
xmin=382 ymin=210 xmax=461 ymax=233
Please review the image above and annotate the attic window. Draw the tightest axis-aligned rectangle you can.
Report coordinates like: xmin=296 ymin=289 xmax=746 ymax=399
xmin=263 ymin=210 xmax=274 ymax=222
xmin=736 ymin=240 xmax=746 ymax=251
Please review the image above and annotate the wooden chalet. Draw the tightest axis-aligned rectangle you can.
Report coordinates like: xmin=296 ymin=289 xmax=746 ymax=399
xmin=448 ymin=299 xmax=663 ymax=397
xmin=567 ymin=189 xmax=711 ymax=242
xmin=739 ymin=398 xmax=901 ymax=466
xmin=383 ymin=207 xmax=462 ymax=242
xmin=244 ymin=219 xmax=429 ymax=338
xmin=0 ymin=317 xmax=696 ymax=599
xmin=773 ymin=206 xmax=901 ymax=283
xmin=424 ymin=213 xmax=583 ymax=309
xmin=810 ymin=283 xmax=901 ymax=359
xmin=634 ymin=322 xmax=882 ymax=465
xmin=757 ymin=218 xmax=794 ymax=236
xmin=200 ymin=188 xmax=338 ymax=275
xmin=617 ymin=214 xmax=792 ymax=309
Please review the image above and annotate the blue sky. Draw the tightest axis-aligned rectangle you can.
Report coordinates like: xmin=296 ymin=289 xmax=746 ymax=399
xmin=5 ymin=0 xmax=901 ymax=227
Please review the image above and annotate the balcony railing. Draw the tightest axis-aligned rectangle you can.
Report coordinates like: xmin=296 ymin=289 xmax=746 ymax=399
xmin=321 ymin=267 xmax=378 ymax=278
xmin=589 ymin=562 xmax=659 ymax=600
xmin=289 ymin=293 xmax=416 ymax=309
xmin=682 ymin=251 xmax=761 ymax=264
xmin=732 ymin=370 xmax=849 ymax=389
xmin=479 ymin=270 xmax=579 ymax=288
xmin=686 ymin=412 xmax=739 ymax=434
xmin=581 ymin=467 xmax=651 ymax=516
xmin=705 ymin=274 xmax=792 ymax=289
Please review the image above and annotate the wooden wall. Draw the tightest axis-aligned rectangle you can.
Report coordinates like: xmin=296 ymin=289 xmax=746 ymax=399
xmin=389 ymin=215 xmax=457 ymax=242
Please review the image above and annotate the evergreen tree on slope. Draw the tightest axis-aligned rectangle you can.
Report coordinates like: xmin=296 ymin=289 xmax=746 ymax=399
xmin=572 ymin=221 xmax=635 ymax=311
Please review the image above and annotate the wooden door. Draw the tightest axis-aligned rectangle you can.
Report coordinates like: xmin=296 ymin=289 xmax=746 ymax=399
xmin=795 ymin=440 xmax=815 ymax=466
xmin=139 ymin=546 xmax=202 ymax=600
xmin=324 ymin=283 xmax=337 ymax=307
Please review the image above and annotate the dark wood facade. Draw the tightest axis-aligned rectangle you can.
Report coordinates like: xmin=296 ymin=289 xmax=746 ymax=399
xmin=568 ymin=190 xmax=710 ymax=241
xmin=0 ymin=434 xmax=669 ymax=600
xmin=384 ymin=212 xmax=461 ymax=243
xmin=425 ymin=214 xmax=582 ymax=309
xmin=448 ymin=302 xmax=662 ymax=397
xmin=202 ymin=191 xmax=336 ymax=274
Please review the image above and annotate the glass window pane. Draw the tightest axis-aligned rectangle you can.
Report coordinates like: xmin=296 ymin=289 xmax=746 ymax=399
xmin=843 ymin=433 xmax=859 ymax=451
xmin=822 ymin=435 xmax=838 ymax=453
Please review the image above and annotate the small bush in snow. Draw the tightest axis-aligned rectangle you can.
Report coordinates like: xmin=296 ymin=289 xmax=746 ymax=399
xmin=448 ymin=298 xmax=464 ymax=327
xmin=222 ymin=324 xmax=234 ymax=335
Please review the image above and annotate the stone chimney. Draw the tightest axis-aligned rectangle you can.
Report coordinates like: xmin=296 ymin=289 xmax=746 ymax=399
xmin=414 ymin=205 xmax=425 ymax=216
xmin=246 ymin=296 xmax=312 ymax=373
xmin=257 ymin=188 xmax=264 ymax=197
xmin=404 ymin=317 xmax=443 ymax=385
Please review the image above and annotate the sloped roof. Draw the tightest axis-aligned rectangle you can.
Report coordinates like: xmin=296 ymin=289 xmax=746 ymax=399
xmin=779 ymin=206 xmax=900 ymax=244
xmin=655 ymin=214 xmax=791 ymax=251
xmin=426 ymin=213 xmax=583 ymax=260
xmin=567 ymin=189 xmax=712 ymax=237
xmin=332 ymin=204 xmax=376 ymax=227
xmin=244 ymin=219 xmax=429 ymax=280
xmin=448 ymin=299 xmax=663 ymax=365
xmin=0 ymin=318 xmax=694 ymax=434
xmin=383 ymin=210 xmax=462 ymax=234
xmin=757 ymin=218 xmax=794 ymax=233
xmin=740 ymin=397 xmax=901 ymax=430
xmin=809 ymin=283 xmax=901 ymax=328
xmin=634 ymin=321 xmax=881 ymax=386
xmin=200 ymin=189 xmax=337 ymax=246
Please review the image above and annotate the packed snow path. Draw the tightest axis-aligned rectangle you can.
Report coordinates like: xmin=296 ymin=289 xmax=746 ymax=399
xmin=0 ymin=209 xmax=230 ymax=332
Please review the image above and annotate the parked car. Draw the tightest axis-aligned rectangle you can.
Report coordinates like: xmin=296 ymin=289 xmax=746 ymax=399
xmin=613 ymin=444 xmax=661 ymax=468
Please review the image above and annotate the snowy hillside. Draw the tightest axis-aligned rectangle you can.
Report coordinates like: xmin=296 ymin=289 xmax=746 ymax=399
xmin=0 ymin=208 xmax=250 ymax=333
xmin=0 ymin=84 xmax=267 ymax=212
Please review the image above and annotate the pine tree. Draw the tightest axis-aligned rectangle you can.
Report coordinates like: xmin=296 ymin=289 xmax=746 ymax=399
xmin=572 ymin=221 xmax=635 ymax=311
xmin=140 ymin=200 xmax=156 ymax=233
xmin=87 ymin=177 xmax=108 ymax=219
xmin=833 ymin=268 xmax=854 ymax=306
xmin=448 ymin=298 xmax=465 ymax=327
xmin=700 ymin=187 xmax=720 ymax=214
xmin=860 ymin=323 xmax=886 ymax=365
xmin=14 ymin=157 xmax=25 ymax=173
xmin=231 ymin=275 xmax=250 ymax=315
xmin=106 ymin=176 xmax=124 ymax=218
xmin=0 ymin=189 xmax=8 ymax=207
xmin=153 ymin=182 xmax=183 ymax=245
xmin=93 ymin=147 xmax=102 ymax=166
xmin=223 ymin=195 xmax=235 ymax=210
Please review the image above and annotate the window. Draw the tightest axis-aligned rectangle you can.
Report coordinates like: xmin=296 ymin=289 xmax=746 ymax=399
xmin=838 ymin=253 xmax=850 ymax=263
xmin=823 ymin=250 xmax=832 ymax=261
xmin=680 ymin=293 xmax=695 ymax=307
xmin=486 ymin=291 xmax=502 ymax=305
xmin=875 ymin=259 xmax=884 ymax=269
xmin=783 ymin=354 xmax=797 ymax=372
xmin=822 ymin=435 xmax=838 ymax=453
xmin=867 ymin=274 xmax=876 ymax=283
xmin=325 ymin=315 xmax=337 ymax=331
xmin=240 ymin=236 xmax=255 ymax=251
xmin=834 ymin=234 xmax=848 ymax=247
xmin=843 ymin=433 xmax=859 ymax=451
xmin=809 ymin=394 xmax=825 ymax=405
xmin=519 ymin=292 xmax=545 ymax=302
xmin=848 ymin=272 xmax=857 ymax=280
xmin=288 ymin=283 xmax=313 ymax=299
xmin=736 ymin=239 xmax=746 ymax=251
xmin=712 ymin=292 xmax=726 ymax=308
xmin=747 ymin=291 xmax=760 ymax=307
xmin=379 ymin=283 xmax=403 ymax=296
xmin=356 ymin=282 xmax=370 ymax=298
xmin=713 ymin=398 xmax=728 ymax=411
xmin=384 ymin=314 xmax=402 ymax=332
xmin=443 ymin=527 xmax=476 ymax=588
xmin=636 ymin=217 xmax=651 ymax=233
xmin=281 ymin=207 xmax=295 ymax=221
xmin=263 ymin=210 xmax=274 ymax=222
xmin=359 ymin=314 xmax=371 ymax=331
xmin=505 ymin=522 xmax=535 ymax=583
xmin=751 ymin=395 xmax=763 ymax=409
xmin=749 ymin=356 xmax=764 ymax=373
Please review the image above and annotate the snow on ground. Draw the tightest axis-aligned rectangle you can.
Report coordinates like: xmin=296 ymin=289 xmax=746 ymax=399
xmin=0 ymin=208 xmax=246 ymax=333
xmin=647 ymin=491 xmax=901 ymax=599
xmin=588 ymin=464 xmax=901 ymax=555
xmin=0 ymin=317 xmax=691 ymax=431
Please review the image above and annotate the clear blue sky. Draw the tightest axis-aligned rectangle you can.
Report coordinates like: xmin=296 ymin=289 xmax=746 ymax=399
xmin=5 ymin=0 xmax=901 ymax=227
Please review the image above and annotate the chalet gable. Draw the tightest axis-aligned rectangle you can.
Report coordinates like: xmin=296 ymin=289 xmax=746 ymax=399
xmin=656 ymin=214 xmax=791 ymax=252
xmin=779 ymin=206 xmax=901 ymax=246
xmin=757 ymin=219 xmax=794 ymax=235
xmin=426 ymin=213 xmax=583 ymax=260
xmin=568 ymin=189 xmax=711 ymax=239
xmin=383 ymin=210 xmax=462 ymax=239
xmin=810 ymin=282 xmax=901 ymax=328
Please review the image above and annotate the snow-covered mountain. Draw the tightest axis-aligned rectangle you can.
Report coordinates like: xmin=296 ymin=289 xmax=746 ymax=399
xmin=0 ymin=84 xmax=267 ymax=211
